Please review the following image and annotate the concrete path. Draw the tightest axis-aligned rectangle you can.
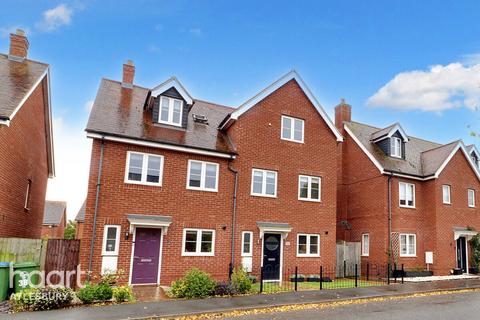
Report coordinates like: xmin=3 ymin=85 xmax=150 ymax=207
xmin=2 ymin=279 xmax=480 ymax=320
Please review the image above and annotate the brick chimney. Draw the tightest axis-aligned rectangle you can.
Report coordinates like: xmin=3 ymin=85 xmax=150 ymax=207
xmin=122 ymin=60 xmax=135 ymax=89
xmin=8 ymin=29 xmax=29 ymax=61
xmin=335 ymin=98 xmax=351 ymax=131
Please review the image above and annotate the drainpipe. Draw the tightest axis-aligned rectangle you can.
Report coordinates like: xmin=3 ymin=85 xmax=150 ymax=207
xmin=387 ymin=173 xmax=394 ymax=267
xmin=87 ymin=138 xmax=105 ymax=280
xmin=228 ymin=159 xmax=238 ymax=269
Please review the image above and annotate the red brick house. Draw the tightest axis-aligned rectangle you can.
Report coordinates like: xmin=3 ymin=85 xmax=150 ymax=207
xmin=81 ymin=62 xmax=342 ymax=285
xmin=0 ymin=29 xmax=55 ymax=239
xmin=336 ymin=101 xmax=480 ymax=275
xmin=75 ymin=201 xmax=85 ymax=240
xmin=41 ymin=201 xmax=67 ymax=239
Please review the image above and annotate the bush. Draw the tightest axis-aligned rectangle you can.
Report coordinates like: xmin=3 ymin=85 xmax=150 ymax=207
xmin=11 ymin=287 xmax=74 ymax=311
xmin=100 ymin=269 xmax=124 ymax=286
xmin=170 ymin=268 xmax=215 ymax=299
xmin=77 ymin=283 xmax=113 ymax=304
xmin=231 ymin=267 xmax=252 ymax=294
xmin=214 ymin=281 xmax=237 ymax=296
xmin=113 ymin=286 xmax=134 ymax=303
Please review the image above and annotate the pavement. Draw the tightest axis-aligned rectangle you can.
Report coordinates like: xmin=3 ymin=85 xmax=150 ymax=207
xmin=1 ymin=279 xmax=480 ymax=320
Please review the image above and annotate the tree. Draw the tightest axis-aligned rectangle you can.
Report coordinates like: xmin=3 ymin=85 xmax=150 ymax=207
xmin=64 ymin=220 xmax=77 ymax=240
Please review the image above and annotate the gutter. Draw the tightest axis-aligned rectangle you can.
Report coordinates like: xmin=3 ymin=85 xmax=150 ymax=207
xmin=88 ymin=138 xmax=105 ymax=279
xmin=228 ymin=160 xmax=238 ymax=272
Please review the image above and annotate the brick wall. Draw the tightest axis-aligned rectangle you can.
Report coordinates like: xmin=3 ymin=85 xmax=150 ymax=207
xmin=0 ymin=79 xmax=49 ymax=239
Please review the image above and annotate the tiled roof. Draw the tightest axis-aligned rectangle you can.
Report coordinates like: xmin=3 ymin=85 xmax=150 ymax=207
xmin=0 ymin=54 xmax=48 ymax=120
xmin=43 ymin=201 xmax=66 ymax=225
xmin=75 ymin=201 xmax=85 ymax=222
xmin=86 ymin=79 xmax=235 ymax=154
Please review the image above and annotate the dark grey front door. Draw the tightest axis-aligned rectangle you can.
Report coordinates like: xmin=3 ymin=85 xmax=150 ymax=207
xmin=263 ymin=233 xmax=281 ymax=280
xmin=457 ymin=237 xmax=467 ymax=273
xmin=132 ymin=228 xmax=161 ymax=284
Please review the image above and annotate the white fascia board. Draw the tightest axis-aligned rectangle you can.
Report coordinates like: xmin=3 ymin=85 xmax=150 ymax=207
xmin=151 ymin=77 xmax=194 ymax=105
xmin=228 ymin=70 xmax=343 ymax=142
xmin=372 ymin=123 xmax=409 ymax=143
xmin=0 ymin=119 xmax=10 ymax=126
xmin=86 ymin=132 xmax=236 ymax=159
xmin=434 ymin=142 xmax=480 ymax=181
xmin=468 ymin=145 xmax=480 ymax=158
xmin=344 ymin=124 xmax=384 ymax=174
xmin=45 ymin=69 xmax=55 ymax=178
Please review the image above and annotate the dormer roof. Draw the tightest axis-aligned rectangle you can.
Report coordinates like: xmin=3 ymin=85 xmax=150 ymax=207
xmin=371 ymin=122 xmax=409 ymax=142
xmin=467 ymin=144 xmax=480 ymax=158
xmin=151 ymin=77 xmax=193 ymax=104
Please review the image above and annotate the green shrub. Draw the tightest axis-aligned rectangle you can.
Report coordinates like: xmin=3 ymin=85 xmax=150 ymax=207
xmin=11 ymin=287 xmax=74 ymax=311
xmin=170 ymin=268 xmax=215 ymax=299
xmin=112 ymin=286 xmax=134 ymax=303
xmin=100 ymin=269 xmax=124 ymax=286
xmin=77 ymin=283 xmax=113 ymax=304
xmin=230 ymin=267 xmax=252 ymax=294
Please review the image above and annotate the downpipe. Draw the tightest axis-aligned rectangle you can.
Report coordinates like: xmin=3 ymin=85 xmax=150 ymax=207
xmin=228 ymin=160 xmax=238 ymax=275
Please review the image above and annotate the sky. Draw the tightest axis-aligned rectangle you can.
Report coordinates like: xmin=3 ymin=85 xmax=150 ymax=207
xmin=1 ymin=1 xmax=480 ymax=220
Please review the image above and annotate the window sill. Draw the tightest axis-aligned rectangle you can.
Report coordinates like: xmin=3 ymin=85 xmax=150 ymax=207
xmin=157 ymin=120 xmax=183 ymax=128
xmin=124 ymin=180 xmax=162 ymax=187
xmin=251 ymin=193 xmax=277 ymax=198
xmin=186 ymin=186 xmax=218 ymax=193
xmin=399 ymin=255 xmax=417 ymax=258
xmin=361 ymin=254 xmax=369 ymax=257
xmin=469 ymin=206 xmax=476 ymax=208
xmin=399 ymin=205 xmax=416 ymax=209
xmin=298 ymin=198 xmax=321 ymax=203
xmin=297 ymin=254 xmax=320 ymax=258
xmin=443 ymin=202 xmax=451 ymax=205
xmin=241 ymin=254 xmax=253 ymax=258
xmin=281 ymin=137 xmax=304 ymax=144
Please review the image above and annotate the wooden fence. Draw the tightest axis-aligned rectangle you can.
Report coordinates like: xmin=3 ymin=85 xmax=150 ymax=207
xmin=44 ymin=239 xmax=81 ymax=287
xmin=336 ymin=241 xmax=361 ymax=277
xmin=0 ymin=238 xmax=47 ymax=268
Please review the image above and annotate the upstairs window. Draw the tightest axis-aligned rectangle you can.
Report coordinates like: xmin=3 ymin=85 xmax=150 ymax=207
xmin=391 ymin=137 xmax=402 ymax=158
xmin=125 ymin=152 xmax=163 ymax=186
xmin=281 ymin=115 xmax=304 ymax=143
xmin=298 ymin=175 xmax=321 ymax=202
xmin=159 ymin=96 xmax=183 ymax=126
xmin=399 ymin=182 xmax=415 ymax=208
xmin=251 ymin=169 xmax=277 ymax=197
xmin=187 ymin=160 xmax=219 ymax=192
xmin=468 ymin=189 xmax=476 ymax=208
xmin=442 ymin=185 xmax=451 ymax=204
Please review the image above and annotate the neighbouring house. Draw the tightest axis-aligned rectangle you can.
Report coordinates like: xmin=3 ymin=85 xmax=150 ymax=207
xmin=0 ymin=29 xmax=55 ymax=239
xmin=41 ymin=201 xmax=67 ymax=239
xmin=80 ymin=61 xmax=342 ymax=285
xmin=75 ymin=201 xmax=85 ymax=239
xmin=335 ymin=100 xmax=480 ymax=275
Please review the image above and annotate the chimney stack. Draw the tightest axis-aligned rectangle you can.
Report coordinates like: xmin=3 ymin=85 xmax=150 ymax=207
xmin=335 ymin=98 xmax=351 ymax=131
xmin=9 ymin=29 xmax=29 ymax=61
xmin=122 ymin=60 xmax=135 ymax=89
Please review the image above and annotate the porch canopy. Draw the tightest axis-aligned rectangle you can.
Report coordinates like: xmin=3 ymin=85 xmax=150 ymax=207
xmin=453 ymin=227 xmax=478 ymax=241
xmin=127 ymin=214 xmax=172 ymax=234
xmin=257 ymin=222 xmax=292 ymax=239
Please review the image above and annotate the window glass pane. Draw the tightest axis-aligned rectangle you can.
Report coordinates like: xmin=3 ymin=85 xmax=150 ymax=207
xmin=265 ymin=172 xmax=276 ymax=195
xmin=172 ymin=99 xmax=182 ymax=124
xmin=282 ymin=117 xmax=291 ymax=139
xmin=363 ymin=235 xmax=369 ymax=254
xmin=106 ymin=239 xmax=116 ymax=252
xmin=311 ymin=178 xmax=320 ymax=199
xmin=146 ymin=156 xmax=161 ymax=183
xmin=400 ymin=235 xmax=407 ymax=254
xmin=201 ymin=231 xmax=213 ymax=253
xmin=128 ymin=153 xmax=143 ymax=181
xmin=107 ymin=227 xmax=117 ymax=240
xmin=294 ymin=119 xmax=303 ymax=141
xmin=407 ymin=184 xmax=414 ymax=206
xmin=105 ymin=227 xmax=117 ymax=252
xmin=204 ymin=164 xmax=217 ymax=189
xmin=253 ymin=171 xmax=263 ymax=194
xmin=408 ymin=235 xmax=415 ymax=254
xmin=189 ymin=162 xmax=202 ymax=188
xmin=298 ymin=235 xmax=307 ymax=254
xmin=243 ymin=233 xmax=251 ymax=254
xmin=309 ymin=236 xmax=319 ymax=254
xmin=185 ymin=230 xmax=197 ymax=252
xmin=160 ymin=97 xmax=170 ymax=122
xmin=299 ymin=177 xmax=308 ymax=198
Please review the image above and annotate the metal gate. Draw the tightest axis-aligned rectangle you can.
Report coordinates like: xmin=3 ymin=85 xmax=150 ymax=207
xmin=44 ymin=239 xmax=80 ymax=288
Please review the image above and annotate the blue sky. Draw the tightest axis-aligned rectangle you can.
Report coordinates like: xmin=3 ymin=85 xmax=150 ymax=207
xmin=1 ymin=1 xmax=479 ymax=219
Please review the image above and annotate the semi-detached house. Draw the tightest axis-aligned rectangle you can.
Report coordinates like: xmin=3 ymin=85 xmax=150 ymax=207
xmin=81 ymin=62 xmax=342 ymax=285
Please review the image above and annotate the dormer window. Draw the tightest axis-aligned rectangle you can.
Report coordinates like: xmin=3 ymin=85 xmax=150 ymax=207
xmin=391 ymin=137 xmax=402 ymax=158
xmin=159 ymin=96 xmax=183 ymax=126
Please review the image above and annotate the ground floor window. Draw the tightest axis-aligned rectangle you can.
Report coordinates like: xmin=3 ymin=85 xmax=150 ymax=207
xmin=399 ymin=233 xmax=416 ymax=257
xmin=102 ymin=225 xmax=120 ymax=255
xmin=241 ymin=231 xmax=253 ymax=256
xmin=182 ymin=228 xmax=215 ymax=256
xmin=297 ymin=234 xmax=320 ymax=257
xmin=361 ymin=233 xmax=369 ymax=256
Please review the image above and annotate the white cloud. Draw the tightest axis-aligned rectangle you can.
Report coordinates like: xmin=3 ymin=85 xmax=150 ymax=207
xmin=36 ymin=4 xmax=73 ymax=32
xmin=367 ymin=62 xmax=480 ymax=112
xmin=189 ymin=28 xmax=203 ymax=37
xmin=46 ymin=117 xmax=91 ymax=221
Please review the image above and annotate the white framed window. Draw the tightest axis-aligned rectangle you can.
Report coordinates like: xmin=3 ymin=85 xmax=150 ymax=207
xmin=241 ymin=231 xmax=253 ymax=257
xmin=281 ymin=115 xmax=304 ymax=143
xmin=297 ymin=234 xmax=320 ymax=257
xmin=399 ymin=233 xmax=416 ymax=257
xmin=158 ymin=96 xmax=183 ymax=126
xmin=442 ymin=185 xmax=451 ymax=204
xmin=251 ymin=169 xmax=277 ymax=197
xmin=468 ymin=189 xmax=476 ymax=208
xmin=399 ymin=182 xmax=415 ymax=208
xmin=24 ymin=179 xmax=32 ymax=210
xmin=187 ymin=160 xmax=219 ymax=192
xmin=125 ymin=151 xmax=163 ymax=186
xmin=298 ymin=175 xmax=321 ymax=202
xmin=390 ymin=137 xmax=402 ymax=158
xmin=102 ymin=225 xmax=121 ymax=256
xmin=361 ymin=233 xmax=370 ymax=256
xmin=182 ymin=229 xmax=215 ymax=256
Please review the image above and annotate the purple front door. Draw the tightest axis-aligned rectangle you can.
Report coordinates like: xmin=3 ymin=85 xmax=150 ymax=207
xmin=131 ymin=228 xmax=162 ymax=284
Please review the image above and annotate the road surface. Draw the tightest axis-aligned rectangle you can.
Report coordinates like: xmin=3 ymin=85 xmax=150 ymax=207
xmin=223 ymin=290 xmax=480 ymax=319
